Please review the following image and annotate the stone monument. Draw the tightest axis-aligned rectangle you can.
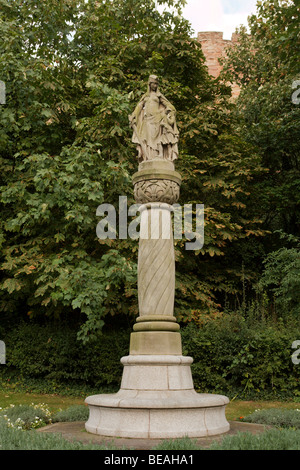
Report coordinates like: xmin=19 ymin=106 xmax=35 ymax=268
xmin=85 ymin=75 xmax=230 ymax=438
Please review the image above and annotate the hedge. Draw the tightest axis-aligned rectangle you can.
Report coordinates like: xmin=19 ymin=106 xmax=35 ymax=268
xmin=0 ymin=321 xmax=130 ymax=393
xmin=181 ymin=316 xmax=300 ymax=399
xmin=1 ymin=315 xmax=300 ymax=399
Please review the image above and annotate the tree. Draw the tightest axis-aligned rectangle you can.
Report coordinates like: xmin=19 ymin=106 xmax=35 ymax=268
xmin=0 ymin=0 xmax=265 ymax=341
xmin=221 ymin=0 xmax=300 ymax=238
xmin=258 ymin=232 xmax=300 ymax=319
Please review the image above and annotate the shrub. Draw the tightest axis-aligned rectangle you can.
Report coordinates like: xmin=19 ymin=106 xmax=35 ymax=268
xmin=181 ymin=316 xmax=300 ymax=399
xmin=52 ymin=405 xmax=89 ymax=423
xmin=0 ymin=421 xmax=117 ymax=450
xmin=153 ymin=436 xmax=201 ymax=450
xmin=0 ymin=404 xmax=51 ymax=430
xmin=1 ymin=316 xmax=300 ymax=399
xmin=154 ymin=428 xmax=300 ymax=450
xmin=242 ymin=408 xmax=300 ymax=429
xmin=1 ymin=321 xmax=130 ymax=391
xmin=258 ymin=243 xmax=300 ymax=319
xmin=210 ymin=428 xmax=300 ymax=450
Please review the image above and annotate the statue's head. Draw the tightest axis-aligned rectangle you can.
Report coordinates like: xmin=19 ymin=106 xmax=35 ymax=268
xmin=148 ymin=75 xmax=159 ymax=92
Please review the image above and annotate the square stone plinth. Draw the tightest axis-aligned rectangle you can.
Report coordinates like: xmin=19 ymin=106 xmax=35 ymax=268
xmin=130 ymin=331 xmax=182 ymax=355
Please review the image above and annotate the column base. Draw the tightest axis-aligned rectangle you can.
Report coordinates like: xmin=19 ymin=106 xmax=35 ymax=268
xmin=129 ymin=331 xmax=182 ymax=355
xmin=85 ymin=355 xmax=230 ymax=439
xmin=85 ymin=389 xmax=229 ymax=439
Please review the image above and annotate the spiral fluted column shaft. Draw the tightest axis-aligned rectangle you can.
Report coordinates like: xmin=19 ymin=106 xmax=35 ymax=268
xmin=138 ymin=203 xmax=175 ymax=318
xmin=129 ymin=160 xmax=182 ymax=354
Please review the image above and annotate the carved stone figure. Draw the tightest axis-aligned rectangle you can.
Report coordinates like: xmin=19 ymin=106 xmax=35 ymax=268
xmin=129 ymin=75 xmax=179 ymax=163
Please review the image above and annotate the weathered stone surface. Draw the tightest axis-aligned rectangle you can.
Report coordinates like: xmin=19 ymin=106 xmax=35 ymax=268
xmin=133 ymin=160 xmax=181 ymax=204
xmin=120 ymin=355 xmax=194 ymax=390
xmin=136 ymin=314 xmax=177 ymax=323
xmin=85 ymin=389 xmax=230 ymax=438
xmin=85 ymin=75 xmax=230 ymax=439
xmin=134 ymin=179 xmax=180 ymax=204
xmin=133 ymin=321 xmax=180 ymax=332
xmin=137 ymin=204 xmax=175 ymax=319
xmin=129 ymin=75 xmax=179 ymax=163
xmin=129 ymin=331 xmax=182 ymax=355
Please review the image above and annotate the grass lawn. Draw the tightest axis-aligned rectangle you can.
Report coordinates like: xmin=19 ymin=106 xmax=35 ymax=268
xmin=226 ymin=399 xmax=300 ymax=420
xmin=1 ymin=390 xmax=300 ymax=450
xmin=0 ymin=391 xmax=85 ymax=413
xmin=1 ymin=390 xmax=300 ymax=420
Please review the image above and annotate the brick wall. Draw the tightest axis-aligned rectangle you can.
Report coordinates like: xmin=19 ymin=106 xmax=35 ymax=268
xmin=197 ymin=31 xmax=240 ymax=97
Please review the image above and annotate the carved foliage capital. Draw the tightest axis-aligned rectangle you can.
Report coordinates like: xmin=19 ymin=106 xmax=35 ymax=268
xmin=134 ymin=179 xmax=180 ymax=205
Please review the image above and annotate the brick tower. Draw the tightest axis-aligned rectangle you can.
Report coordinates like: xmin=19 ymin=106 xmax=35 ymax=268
xmin=197 ymin=32 xmax=240 ymax=98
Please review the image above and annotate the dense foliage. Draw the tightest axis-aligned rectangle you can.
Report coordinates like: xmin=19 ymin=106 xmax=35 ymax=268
xmin=0 ymin=0 xmax=269 ymax=341
xmin=221 ymin=0 xmax=300 ymax=317
xmin=1 ymin=317 xmax=299 ymax=400
xmin=0 ymin=0 xmax=299 ymax=408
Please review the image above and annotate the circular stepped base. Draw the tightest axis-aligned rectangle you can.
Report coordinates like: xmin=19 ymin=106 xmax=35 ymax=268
xmin=85 ymin=389 xmax=229 ymax=438
xmin=85 ymin=355 xmax=229 ymax=439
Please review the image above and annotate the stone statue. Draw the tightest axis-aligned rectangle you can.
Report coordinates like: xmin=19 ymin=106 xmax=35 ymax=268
xmin=129 ymin=75 xmax=179 ymax=163
xmin=85 ymin=74 xmax=230 ymax=440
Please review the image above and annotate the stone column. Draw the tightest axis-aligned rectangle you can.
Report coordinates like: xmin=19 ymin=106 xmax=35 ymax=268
xmin=85 ymin=77 xmax=230 ymax=439
xmin=85 ymin=156 xmax=230 ymax=439
xmin=130 ymin=159 xmax=182 ymax=355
